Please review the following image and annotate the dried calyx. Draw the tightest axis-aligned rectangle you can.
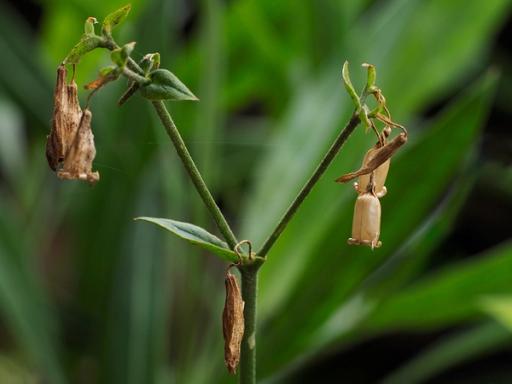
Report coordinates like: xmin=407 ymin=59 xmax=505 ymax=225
xmin=46 ymin=65 xmax=99 ymax=184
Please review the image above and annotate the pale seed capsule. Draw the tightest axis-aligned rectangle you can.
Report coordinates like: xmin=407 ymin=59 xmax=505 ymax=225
xmin=355 ymin=147 xmax=390 ymax=198
xmin=348 ymin=191 xmax=382 ymax=249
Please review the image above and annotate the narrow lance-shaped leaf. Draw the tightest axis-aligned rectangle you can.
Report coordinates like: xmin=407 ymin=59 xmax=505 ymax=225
xmin=102 ymin=4 xmax=131 ymax=35
xmin=135 ymin=217 xmax=238 ymax=262
xmin=63 ymin=34 xmax=102 ymax=64
xmin=140 ymin=69 xmax=199 ymax=101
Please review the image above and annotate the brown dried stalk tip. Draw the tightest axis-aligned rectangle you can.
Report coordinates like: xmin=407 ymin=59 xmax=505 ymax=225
xmin=46 ymin=65 xmax=99 ymax=184
xmin=223 ymin=271 xmax=245 ymax=374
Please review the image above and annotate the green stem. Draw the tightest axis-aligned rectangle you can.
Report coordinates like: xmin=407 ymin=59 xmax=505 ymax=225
xmin=257 ymin=114 xmax=361 ymax=256
xmin=239 ymin=265 xmax=259 ymax=384
xmin=152 ymin=100 xmax=238 ymax=249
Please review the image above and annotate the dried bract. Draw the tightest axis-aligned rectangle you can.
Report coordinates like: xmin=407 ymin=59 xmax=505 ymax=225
xmin=336 ymin=132 xmax=407 ymax=184
xmin=223 ymin=271 xmax=245 ymax=374
xmin=348 ymin=191 xmax=382 ymax=249
xmin=57 ymin=109 xmax=99 ymax=184
xmin=354 ymin=147 xmax=390 ymax=198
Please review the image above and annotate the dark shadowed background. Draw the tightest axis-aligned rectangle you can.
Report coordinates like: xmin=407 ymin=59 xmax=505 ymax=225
xmin=0 ymin=0 xmax=511 ymax=383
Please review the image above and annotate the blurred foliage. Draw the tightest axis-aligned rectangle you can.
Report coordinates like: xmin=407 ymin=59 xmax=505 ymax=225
xmin=0 ymin=0 xmax=511 ymax=383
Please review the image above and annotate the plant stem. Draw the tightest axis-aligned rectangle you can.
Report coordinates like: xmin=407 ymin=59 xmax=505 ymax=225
xmin=257 ymin=114 xmax=361 ymax=256
xmin=239 ymin=265 xmax=259 ymax=384
xmin=152 ymin=100 xmax=238 ymax=249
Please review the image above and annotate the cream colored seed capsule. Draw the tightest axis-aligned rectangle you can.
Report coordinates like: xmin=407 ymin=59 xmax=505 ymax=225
xmin=348 ymin=191 xmax=382 ymax=249
xmin=354 ymin=147 xmax=389 ymax=198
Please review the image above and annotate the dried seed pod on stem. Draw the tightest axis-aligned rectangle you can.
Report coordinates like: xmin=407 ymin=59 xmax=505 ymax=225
xmin=223 ymin=269 xmax=245 ymax=374
xmin=348 ymin=179 xmax=382 ymax=249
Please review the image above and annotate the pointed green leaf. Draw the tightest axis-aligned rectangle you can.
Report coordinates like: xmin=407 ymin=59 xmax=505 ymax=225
xmin=140 ymin=69 xmax=199 ymax=101
xmin=63 ymin=34 xmax=102 ymax=64
xmin=102 ymin=4 xmax=131 ymax=35
xmin=135 ymin=217 xmax=237 ymax=262
xmin=342 ymin=61 xmax=361 ymax=110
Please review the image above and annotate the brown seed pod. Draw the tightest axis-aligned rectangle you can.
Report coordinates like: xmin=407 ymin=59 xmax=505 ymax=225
xmin=223 ymin=271 xmax=245 ymax=374
xmin=348 ymin=190 xmax=382 ymax=249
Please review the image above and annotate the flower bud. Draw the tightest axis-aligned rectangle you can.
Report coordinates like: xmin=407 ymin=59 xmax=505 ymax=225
xmin=348 ymin=192 xmax=382 ymax=249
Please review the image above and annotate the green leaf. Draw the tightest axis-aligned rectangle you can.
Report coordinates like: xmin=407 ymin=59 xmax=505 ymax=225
xmin=63 ymin=34 xmax=102 ymax=64
xmin=342 ymin=60 xmax=361 ymax=110
xmin=140 ymin=69 xmax=199 ymax=101
xmin=135 ymin=217 xmax=238 ymax=262
xmin=110 ymin=41 xmax=135 ymax=68
xmin=102 ymin=4 xmax=131 ymax=35
xmin=365 ymin=242 xmax=512 ymax=332
xmin=481 ymin=296 xmax=512 ymax=330
xmin=382 ymin=322 xmax=512 ymax=384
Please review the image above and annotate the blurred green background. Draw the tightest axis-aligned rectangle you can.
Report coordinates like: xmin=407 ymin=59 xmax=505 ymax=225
xmin=1 ymin=0 xmax=512 ymax=383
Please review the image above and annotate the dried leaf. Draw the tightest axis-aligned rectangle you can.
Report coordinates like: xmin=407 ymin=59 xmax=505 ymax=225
xmin=336 ymin=132 xmax=407 ymax=183
xmin=223 ymin=271 xmax=245 ymax=374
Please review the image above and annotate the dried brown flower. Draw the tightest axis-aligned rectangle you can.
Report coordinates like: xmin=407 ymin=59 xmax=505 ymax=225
xmin=46 ymin=65 xmax=99 ymax=183
xmin=223 ymin=271 xmax=245 ymax=374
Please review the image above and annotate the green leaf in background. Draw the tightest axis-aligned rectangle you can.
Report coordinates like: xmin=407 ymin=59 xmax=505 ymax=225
xmin=140 ymin=69 xmax=199 ymax=101
xmin=481 ymin=295 xmax=512 ymax=330
xmin=382 ymin=321 xmax=512 ymax=384
xmin=365 ymin=242 xmax=512 ymax=332
xmin=102 ymin=4 xmax=132 ymax=35
xmin=136 ymin=217 xmax=239 ymax=262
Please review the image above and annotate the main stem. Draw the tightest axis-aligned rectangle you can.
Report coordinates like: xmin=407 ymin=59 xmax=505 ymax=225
xmin=257 ymin=114 xmax=361 ymax=256
xmin=152 ymin=101 xmax=238 ymax=249
xmin=239 ymin=265 xmax=259 ymax=384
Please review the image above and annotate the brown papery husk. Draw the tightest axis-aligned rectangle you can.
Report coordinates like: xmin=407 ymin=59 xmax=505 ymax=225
xmin=223 ymin=271 xmax=245 ymax=374
xmin=46 ymin=65 xmax=82 ymax=171
xmin=336 ymin=132 xmax=407 ymax=183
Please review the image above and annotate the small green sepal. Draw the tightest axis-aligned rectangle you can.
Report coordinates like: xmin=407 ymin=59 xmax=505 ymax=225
xmin=140 ymin=69 xmax=198 ymax=101
xmin=102 ymin=4 xmax=131 ymax=36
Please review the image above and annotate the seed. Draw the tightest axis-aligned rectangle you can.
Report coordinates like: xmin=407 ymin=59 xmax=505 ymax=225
xmin=223 ymin=271 xmax=245 ymax=374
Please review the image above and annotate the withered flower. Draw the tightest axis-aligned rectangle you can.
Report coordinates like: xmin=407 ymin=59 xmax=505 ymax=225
xmin=57 ymin=109 xmax=99 ymax=183
xmin=46 ymin=65 xmax=99 ymax=183
xmin=223 ymin=271 xmax=245 ymax=374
